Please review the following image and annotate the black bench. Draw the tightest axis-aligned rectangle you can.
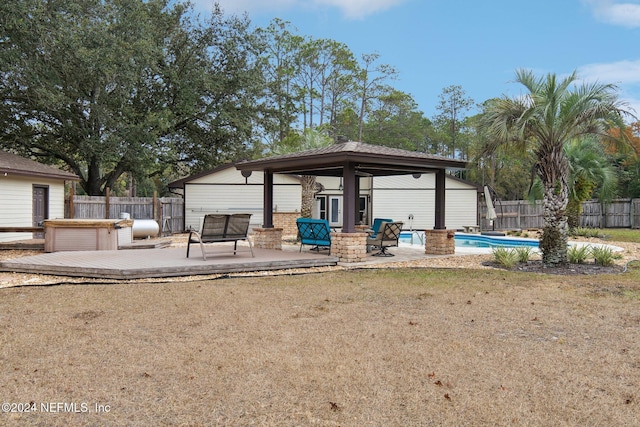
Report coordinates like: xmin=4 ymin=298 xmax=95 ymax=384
xmin=186 ymin=213 xmax=254 ymax=260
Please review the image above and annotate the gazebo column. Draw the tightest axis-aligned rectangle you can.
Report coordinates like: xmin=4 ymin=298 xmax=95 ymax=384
xmin=262 ymin=170 xmax=274 ymax=228
xmin=434 ymin=169 xmax=446 ymax=230
xmin=330 ymin=162 xmax=367 ymax=262
xmin=425 ymin=169 xmax=455 ymax=254
xmin=354 ymin=175 xmax=361 ymax=225
xmin=354 ymin=176 xmax=369 ymax=233
xmin=341 ymin=162 xmax=356 ymax=233
xmin=253 ymin=170 xmax=283 ymax=250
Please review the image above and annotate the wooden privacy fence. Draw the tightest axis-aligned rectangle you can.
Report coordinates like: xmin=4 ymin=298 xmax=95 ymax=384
xmin=65 ymin=194 xmax=184 ymax=235
xmin=479 ymin=198 xmax=640 ymax=230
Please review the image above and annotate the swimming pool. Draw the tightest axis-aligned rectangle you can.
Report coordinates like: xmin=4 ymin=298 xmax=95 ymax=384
xmin=399 ymin=231 xmax=622 ymax=255
xmin=399 ymin=231 xmax=540 ymax=249
xmin=454 ymin=233 xmax=539 ymax=249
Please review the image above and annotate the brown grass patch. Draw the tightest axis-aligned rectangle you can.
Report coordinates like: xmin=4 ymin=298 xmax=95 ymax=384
xmin=1 ymin=267 xmax=639 ymax=426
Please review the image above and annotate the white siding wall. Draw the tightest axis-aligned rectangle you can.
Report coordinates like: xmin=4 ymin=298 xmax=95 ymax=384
xmin=372 ymin=188 xmax=434 ymax=229
xmin=183 ymin=169 xmax=302 ymax=231
xmin=273 ymin=185 xmax=302 ymax=214
xmin=371 ymin=174 xmax=478 ymax=230
xmin=181 ymin=168 xmax=477 ymax=232
xmin=374 ymin=173 xmax=434 ymax=189
xmin=184 ymin=184 xmax=301 ymax=231
xmin=316 ymin=176 xmax=372 ymax=192
xmin=445 ymin=189 xmax=479 ymax=229
xmin=0 ymin=176 xmax=66 ymax=242
xmin=48 ymin=181 xmax=66 ymax=219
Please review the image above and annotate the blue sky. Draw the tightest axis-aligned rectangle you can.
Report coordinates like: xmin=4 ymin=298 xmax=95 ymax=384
xmin=193 ymin=0 xmax=640 ymax=120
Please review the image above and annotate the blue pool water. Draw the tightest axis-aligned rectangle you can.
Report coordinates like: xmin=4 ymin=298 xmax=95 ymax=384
xmin=399 ymin=232 xmax=540 ymax=249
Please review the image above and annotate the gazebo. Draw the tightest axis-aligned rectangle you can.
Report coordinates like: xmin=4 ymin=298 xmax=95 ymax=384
xmin=235 ymin=140 xmax=467 ymax=262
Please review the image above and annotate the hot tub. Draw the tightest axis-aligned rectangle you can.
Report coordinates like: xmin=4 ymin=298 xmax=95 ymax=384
xmin=43 ymin=218 xmax=133 ymax=252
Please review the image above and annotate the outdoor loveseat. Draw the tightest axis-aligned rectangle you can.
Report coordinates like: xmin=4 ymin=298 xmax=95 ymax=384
xmin=296 ymin=217 xmax=332 ymax=253
xmin=186 ymin=213 xmax=254 ymax=260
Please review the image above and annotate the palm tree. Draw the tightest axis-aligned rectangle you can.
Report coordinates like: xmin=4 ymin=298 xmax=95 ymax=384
xmin=483 ymin=69 xmax=631 ymax=265
xmin=528 ymin=137 xmax=619 ymax=229
xmin=565 ymin=137 xmax=618 ymax=228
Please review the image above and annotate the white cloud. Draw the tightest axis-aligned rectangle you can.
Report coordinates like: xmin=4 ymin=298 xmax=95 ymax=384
xmin=192 ymin=0 xmax=407 ymax=20
xmin=622 ymin=96 xmax=640 ymax=117
xmin=582 ymin=0 xmax=640 ymax=27
xmin=578 ymin=59 xmax=640 ymax=117
xmin=578 ymin=59 xmax=640 ymax=85
xmin=313 ymin=0 xmax=407 ymax=19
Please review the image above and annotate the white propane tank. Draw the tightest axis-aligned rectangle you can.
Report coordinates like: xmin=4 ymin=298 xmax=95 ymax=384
xmin=132 ymin=219 xmax=159 ymax=239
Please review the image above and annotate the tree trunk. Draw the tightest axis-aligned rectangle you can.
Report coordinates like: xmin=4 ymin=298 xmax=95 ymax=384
xmin=300 ymin=175 xmax=316 ymax=218
xmin=566 ymin=199 xmax=582 ymax=229
xmin=85 ymin=157 xmax=104 ymax=196
xmin=539 ymin=183 xmax=569 ymax=265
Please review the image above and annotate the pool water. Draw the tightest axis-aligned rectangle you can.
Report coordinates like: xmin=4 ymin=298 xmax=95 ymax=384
xmin=399 ymin=232 xmax=539 ymax=249
xmin=454 ymin=233 xmax=539 ymax=248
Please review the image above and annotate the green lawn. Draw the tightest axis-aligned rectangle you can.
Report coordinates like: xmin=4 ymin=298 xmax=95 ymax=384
xmin=598 ymin=228 xmax=640 ymax=243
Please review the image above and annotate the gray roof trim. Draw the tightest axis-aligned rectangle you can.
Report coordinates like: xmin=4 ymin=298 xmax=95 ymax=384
xmin=167 ymin=163 xmax=236 ymax=188
xmin=167 ymin=162 xmax=304 ymax=188
xmin=235 ymin=141 xmax=467 ymax=176
xmin=0 ymin=151 xmax=79 ymax=181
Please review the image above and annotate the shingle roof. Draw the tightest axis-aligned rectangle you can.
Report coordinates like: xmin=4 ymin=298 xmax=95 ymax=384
xmin=0 ymin=151 xmax=79 ymax=180
xmin=252 ymin=140 xmax=458 ymax=162
xmin=236 ymin=140 xmax=467 ymax=176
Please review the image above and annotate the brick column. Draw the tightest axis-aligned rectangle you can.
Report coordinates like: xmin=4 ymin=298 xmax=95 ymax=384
xmin=355 ymin=224 xmax=370 ymax=233
xmin=272 ymin=212 xmax=299 ymax=238
xmin=252 ymin=227 xmax=283 ymax=250
xmin=331 ymin=231 xmax=368 ymax=263
xmin=424 ymin=229 xmax=456 ymax=255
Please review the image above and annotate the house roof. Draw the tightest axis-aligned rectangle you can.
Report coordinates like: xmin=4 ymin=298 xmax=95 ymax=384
xmin=167 ymin=162 xmax=304 ymax=189
xmin=447 ymin=174 xmax=484 ymax=193
xmin=235 ymin=140 xmax=466 ymax=176
xmin=0 ymin=151 xmax=79 ymax=181
xmin=168 ymin=163 xmax=236 ymax=189
xmin=168 ymin=142 xmax=468 ymax=190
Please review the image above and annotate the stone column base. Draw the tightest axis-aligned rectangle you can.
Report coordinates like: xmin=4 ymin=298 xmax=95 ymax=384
xmin=424 ymin=229 xmax=456 ymax=255
xmin=331 ymin=232 xmax=368 ymax=263
xmin=355 ymin=224 xmax=370 ymax=233
xmin=252 ymin=227 xmax=283 ymax=250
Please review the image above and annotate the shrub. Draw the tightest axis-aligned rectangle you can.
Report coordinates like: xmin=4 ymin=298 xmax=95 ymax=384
xmin=568 ymin=244 xmax=591 ymax=264
xmin=570 ymin=227 xmax=601 ymax=238
xmin=591 ymin=246 xmax=620 ymax=267
xmin=492 ymin=247 xmax=518 ymax=269
xmin=514 ymin=246 xmax=534 ymax=263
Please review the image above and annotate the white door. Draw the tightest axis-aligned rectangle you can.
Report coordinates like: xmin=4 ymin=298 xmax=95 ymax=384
xmin=328 ymin=196 xmax=342 ymax=227
xmin=314 ymin=196 xmax=326 ymax=220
